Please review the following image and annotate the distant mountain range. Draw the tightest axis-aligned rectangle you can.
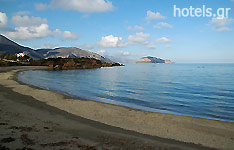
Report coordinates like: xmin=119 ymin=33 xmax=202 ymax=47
xmin=137 ymin=56 xmax=172 ymax=63
xmin=36 ymin=47 xmax=112 ymax=63
xmin=0 ymin=34 xmax=112 ymax=63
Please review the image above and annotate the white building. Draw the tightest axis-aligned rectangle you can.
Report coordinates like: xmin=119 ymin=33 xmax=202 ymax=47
xmin=17 ymin=52 xmax=25 ymax=57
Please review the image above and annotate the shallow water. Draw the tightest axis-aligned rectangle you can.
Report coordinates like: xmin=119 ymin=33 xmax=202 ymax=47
xmin=18 ymin=63 xmax=234 ymax=122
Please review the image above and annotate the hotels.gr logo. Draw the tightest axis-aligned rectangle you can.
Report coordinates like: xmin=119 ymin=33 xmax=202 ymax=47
xmin=173 ymin=5 xmax=231 ymax=18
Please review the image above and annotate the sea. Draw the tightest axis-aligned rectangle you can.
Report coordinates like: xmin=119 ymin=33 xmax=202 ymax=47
xmin=18 ymin=63 xmax=234 ymax=122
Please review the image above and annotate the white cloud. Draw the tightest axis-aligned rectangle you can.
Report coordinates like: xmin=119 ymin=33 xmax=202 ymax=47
xmin=210 ymin=17 xmax=233 ymax=31
xmin=3 ymin=15 xmax=60 ymax=40
xmin=3 ymin=24 xmax=60 ymax=41
xmin=134 ymin=25 xmax=144 ymax=30
xmin=2 ymin=13 xmax=78 ymax=41
xmin=118 ymin=51 xmax=129 ymax=56
xmin=156 ymin=37 xmax=171 ymax=43
xmin=78 ymin=44 xmax=94 ymax=49
xmin=145 ymin=43 xmax=156 ymax=49
xmin=87 ymin=33 xmax=155 ymax=50
xmin=14 ymin=11 xmax=31 ymax=16
xmin=165 ymin=44 xmax=172 ymax=48
xmin=128 ymin=32 xmax=150 ymax=44
xmin=63 ymin=31 xmax=78 ymax=40
xmin=97 ymin=49 xmax=106 ymax=54
xmin=12 ymin=15 xmax=47 ymax=27
xmin=99 ymin=35 xmax=127 ymax=48
xmin=127 ymin=26 xmax=132 ymax=31
xmin=97 ymin=50 xmax=131 ymax=61
xmin=214 ymin=27 xmax=231 ymax=32
xmin=113 ymin=51 xmax=131 ymax=57
xmin=128 ymin=32 xmax=156 ymax=49
xmin=146 ymin=10 xmax=166 ymax=21
xmin=39 ymin=44 xmax=58 ymax=49
xmin=128 ymin=25 xmax=144 ymax=31
xmin=0 ymin=12 xmax=8 ymax=28
xmin=211 ymin=17 xmax=233 ymax=27
xmin=154 ymin=22 xmax=173 ymax=29
xmin=36 ymin=0 xmax=114 ymax=13
xmin=35 ymin=3 xmax=49 ymax=11
xmin=81 ymin=14 xmax=90 ymax=18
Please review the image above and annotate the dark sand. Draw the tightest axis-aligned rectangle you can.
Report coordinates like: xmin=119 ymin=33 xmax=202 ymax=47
xmin=0 ymin=66 xmax=233 ymax=150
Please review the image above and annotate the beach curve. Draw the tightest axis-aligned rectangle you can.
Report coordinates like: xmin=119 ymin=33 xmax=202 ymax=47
xmin=1 ymin=66 xmax=234 ymax=150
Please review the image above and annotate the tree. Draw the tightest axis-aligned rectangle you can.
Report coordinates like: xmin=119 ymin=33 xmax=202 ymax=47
xmin=19 ymin=54 xmax=30 ymax=62
xmin=0 ymin=54 xmax=4 ymax=59
xmin=8 ymin=54 xmax=17 ymax=61
xmin=23 ymin=55 xmax=30 ymax=60
xmin=4 ymin=54 xmax=10 ymax=59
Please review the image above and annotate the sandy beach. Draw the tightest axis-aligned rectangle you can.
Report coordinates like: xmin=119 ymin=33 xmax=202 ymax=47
xmin=0 ymin=66 xmax=234 ymax=150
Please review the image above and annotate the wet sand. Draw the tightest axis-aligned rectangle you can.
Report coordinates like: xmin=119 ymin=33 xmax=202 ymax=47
xmin=0 ymin=66 xmax=233 ymax=150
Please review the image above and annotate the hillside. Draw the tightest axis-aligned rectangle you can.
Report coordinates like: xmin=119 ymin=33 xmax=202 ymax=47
xmin=0 ymin=35 xmax=44 ymax=60
xmin=0 ymin=34 xmax=113 ymax=63
xmin=36 ymin=47 xmax=113 ymax=63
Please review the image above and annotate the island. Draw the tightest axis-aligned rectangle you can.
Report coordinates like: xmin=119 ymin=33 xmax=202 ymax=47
xmin=136 ymin=56 xmax=173 ymax=64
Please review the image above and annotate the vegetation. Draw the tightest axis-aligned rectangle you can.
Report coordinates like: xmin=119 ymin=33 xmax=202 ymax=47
xmin=0 ymin=53 xmax=124 ymax=69
xmin=29 ymin=57 xmax=124 ymax=70
xmin=0 ymin=54 xmax=4 ymax=59
xmin=19 ymin=55 xmax=30 ymax=62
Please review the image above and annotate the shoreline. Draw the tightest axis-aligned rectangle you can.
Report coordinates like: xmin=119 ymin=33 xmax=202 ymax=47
xmin=16 ymin=70 xmax=234 ymax=123
xmin=1 ymin=66 xmax=234 ymax=149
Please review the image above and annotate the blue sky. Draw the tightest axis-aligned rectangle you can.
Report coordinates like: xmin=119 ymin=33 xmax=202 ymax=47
xmin=0 ymin=0 xmax=234 ymax=63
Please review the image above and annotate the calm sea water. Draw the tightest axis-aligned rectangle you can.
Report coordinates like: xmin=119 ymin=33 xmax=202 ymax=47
xmin=18 ymin=64 xmax=234 ymax=122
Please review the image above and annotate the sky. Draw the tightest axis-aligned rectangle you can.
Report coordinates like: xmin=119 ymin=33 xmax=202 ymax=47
xmin=0 ymin=0 xmax=234 ymax=63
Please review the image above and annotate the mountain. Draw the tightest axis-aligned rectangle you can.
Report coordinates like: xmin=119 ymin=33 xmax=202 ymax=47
xmin=0 ymin=34 xmax=43 ymax=60
xmin=0 ymin=34 xmax=113 ymax=63
xmin=136 ymin=56 xmax=172 ymax=63
xmin=36 ymin=47 xmax=113 ymax=63
xmin=104 ymin=55 xmax=136 ymax=64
